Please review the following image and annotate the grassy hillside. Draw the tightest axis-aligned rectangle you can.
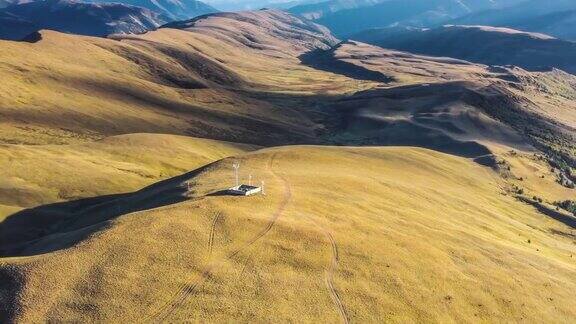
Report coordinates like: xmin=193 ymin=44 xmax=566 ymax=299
xmin=304 ymin=40 xmax=575 ymax=190
xmin=0 ymin=134 xmax=255 ymax=219
xmin=0 ymin=10 xmax=359 ymax=146
xmin=0 ymin=9 xmax=575 ymax=322
xmin=1 ymin=146 xmax=575 ymax=322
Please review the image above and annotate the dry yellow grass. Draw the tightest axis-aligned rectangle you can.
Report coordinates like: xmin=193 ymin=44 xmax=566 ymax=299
xmin=0 ymin=205 xmax=21 ymax=222
xmin=0 ymin=10 xmax=574 ymax=323
xmin=3 ymin=146 xmax=575 ymax=322
xmin=486 ymin=145 xmax=576 ymax=202
xmin=0 ymin=133 xmax=255 ymax=218
xmin=0 ymin=23 xmax=361 ymax=146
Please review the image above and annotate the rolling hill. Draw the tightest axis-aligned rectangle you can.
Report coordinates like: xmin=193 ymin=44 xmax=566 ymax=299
xmin=303 ymin=40 xmax=576 ymax=176
xmin=0 ymin=8 xmax=575 ymax=323
xmin=0 ymin=8 xmax=356 ymax=212
xmin=2 ymin=146 xmax=575 ymax=322
xmin=0 ymin=8 xmax=360 ymax=224
xmin=0 ymin=9 xmax=347 ymax=147
xmin=351 ymin=25 xmax=576 ymax=74
xmin=0 ymin=134 xmax=256 ymax=218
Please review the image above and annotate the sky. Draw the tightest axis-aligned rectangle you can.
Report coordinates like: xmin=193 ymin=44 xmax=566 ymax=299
xmin=203 ymin=0 xmax=303 ymax=11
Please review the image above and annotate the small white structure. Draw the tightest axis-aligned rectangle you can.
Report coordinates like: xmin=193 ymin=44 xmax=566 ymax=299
xmin=227 ymin=161 xmax=263 ymax=196
xmin=227 ymin=184 xmax=262 ymax=196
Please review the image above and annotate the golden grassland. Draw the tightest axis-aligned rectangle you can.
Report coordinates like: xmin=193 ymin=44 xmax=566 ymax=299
xmin=2 ymin=146 xmax=575 ymax=322
xmin=486 ymin=145 xmax=576 ymax=202
xmin=0 ymin=133 xmax=256 ymax=219
xmin=0 ymin=10 xmax=575 ymax=322
xmin=0 ymin=12 xmax=361 ymax=219
xmin=0 ymin=27 xmax=365 ymax=146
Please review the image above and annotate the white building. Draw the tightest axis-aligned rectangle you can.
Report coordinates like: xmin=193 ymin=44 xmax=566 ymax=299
xmin=227 ymin=184 xmax=262 ymax=196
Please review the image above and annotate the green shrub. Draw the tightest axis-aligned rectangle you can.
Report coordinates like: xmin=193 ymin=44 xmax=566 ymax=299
xmin=554 ymin=200 xmax=576 ymax=216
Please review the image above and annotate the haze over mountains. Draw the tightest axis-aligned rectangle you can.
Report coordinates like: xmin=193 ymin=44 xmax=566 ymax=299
xmin=289 ymin=0 xmax=526 ymax=36
xmin=0 ymin=0 xmax=162 ymax=40
xmin=287 ymin=0 xmax=576 ymax=41
xmin=0 ymin=2 xmax=575 ymax=323
xmin=83 ymin=0 xmax=218 ymax=20
xmin=0 ymin=0 xmax=216 ymax=39
xmin=2 ymin=0 xmax=575 ymax=42
xmin=452 ymin=0 xmax=576 ymax=41
xmin=352 ymin=25 xmax=576 ymax=74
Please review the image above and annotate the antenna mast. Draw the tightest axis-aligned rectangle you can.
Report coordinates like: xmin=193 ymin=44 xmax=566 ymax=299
xmin=233 ymin=161 xmax=240 ymax=187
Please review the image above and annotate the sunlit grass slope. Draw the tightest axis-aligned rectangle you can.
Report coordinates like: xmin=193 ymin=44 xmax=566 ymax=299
xmin=0 ymin=10 xmax=362 ymax=146
xmin=3 ymin=146 xmax=574 ymax=322
xmin=0 ymin=133 xmax=255 ymax=217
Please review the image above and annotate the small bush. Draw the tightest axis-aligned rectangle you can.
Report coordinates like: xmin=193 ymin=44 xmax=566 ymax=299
xmin=554 ymin=200 xmax=576 ymax=216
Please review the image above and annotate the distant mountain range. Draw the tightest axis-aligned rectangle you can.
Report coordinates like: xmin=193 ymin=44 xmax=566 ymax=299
xmin=289 ymin=0 xmax=380 ymax=20
xmin=451 ymin=0 xmax=576 ymax=41
xmin=290 ymin=0 xmax=525 ymax=37
xmin=83 ymin=0 xmax=217 ymax=21
xmin=288 ymin=0 xmax=576 ymax=40
xmin=0 ymin=0 xmax=164 ymax=40
xmin=205 ymin=0 xmax=307 ymax=11
xmin=0 ymin=0 xmax=217 ymax=40
xmin=0 ymin=11 xmax=36 ymax=40
xmin=352 ymin=25 xmax=576 ymax=74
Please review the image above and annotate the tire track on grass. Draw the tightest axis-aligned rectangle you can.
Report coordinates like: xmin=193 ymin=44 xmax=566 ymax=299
xmin=306 ymin=215 xmax=350 ymax=324
xmin=144 ymin=153 xmax=290 ymax=322
xmin=142 ymin=210 xmax=222 ymax=323
xmin=208 ymin=211 xmax=222 ymax=256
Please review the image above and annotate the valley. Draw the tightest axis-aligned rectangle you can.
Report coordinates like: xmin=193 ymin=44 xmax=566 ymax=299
xmin=0 ymin=7 xmax=575 ymax=323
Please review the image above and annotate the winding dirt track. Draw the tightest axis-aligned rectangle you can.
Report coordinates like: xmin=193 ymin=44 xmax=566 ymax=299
xmin=208 ymin=211 xmax=222 ymax=257
xmin=307 ymin=215 xmax=350 ymax=324
xmin=324 ymin=231 xmax=349 ymax=324
xmin=143 ymin=153 xmax=291 ymax=323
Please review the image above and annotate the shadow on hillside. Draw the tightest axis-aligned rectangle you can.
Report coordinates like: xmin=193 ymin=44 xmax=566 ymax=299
xmin=239 ymin=87 xmax=494 ymax=160
xmin=64 ymin=75 xmax=324 ymax=147
xmin=0 ymin=266 xmax=22 ymax=323
xmin=321 ymin=82 xmax=503 ymax=159
xmin=0 ymin=165 xmax=211 ymax=257
xmin=22 ymin=31 xmax=42 ymax=43
xmin=299 ymin=49 xmax=394 ymax=83
xmin=518 ymin=197 xmax=576 ymax=229
xmin=334 ymin=116 xmax=492 ymax=158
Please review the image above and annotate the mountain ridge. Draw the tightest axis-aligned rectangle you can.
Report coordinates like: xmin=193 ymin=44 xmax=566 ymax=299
xmin=451 ymin=0 xmax=576 ymax=41
xmin=0 ymin=0 xmax=164 ymax=40
xmin=290 ymin=0 xmax=527 ymax=37
xmin=83 ymin=0 xmax=218 ymax=21
xmin=351 ymin=24 xmax=576 ymax=74
xmin=0 ymin=0 xmax=218 ymax=40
